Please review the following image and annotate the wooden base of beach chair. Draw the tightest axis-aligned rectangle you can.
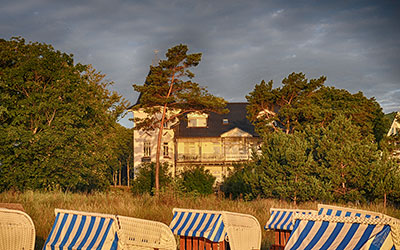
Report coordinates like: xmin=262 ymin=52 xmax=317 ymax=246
xmin=180 ymin=236 xmax=228 ymax=250
xmin=270 ymin=230 xmax=291 ymax=250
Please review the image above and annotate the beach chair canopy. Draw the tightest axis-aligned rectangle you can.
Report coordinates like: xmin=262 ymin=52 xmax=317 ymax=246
xmin=284 ymin=205 xmax=399 ymax=250
xmin=317 ymin=204 xmax=383 ymax=218
xmin=0 ymin=207 xmax=36 ymax=250
xmin=169 ymin=208 xmax=261 ymax=250
xmin=43 ymin=209 xmax=119 ymax=250
xmin=265 ymin=208 xmax=316 ymax=231
xmin=117 ymin=215 xmax=176 ymax=250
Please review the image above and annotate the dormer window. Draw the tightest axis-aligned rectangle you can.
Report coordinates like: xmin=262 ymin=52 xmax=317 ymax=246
xmin=187 ymin=113 xmax=208 ymax=128
xmin=222 ymin=118 xmax=229 ymax=125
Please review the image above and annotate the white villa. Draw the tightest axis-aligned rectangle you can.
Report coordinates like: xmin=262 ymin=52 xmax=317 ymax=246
xmin=130 ymin=102 xmax=261 ymax=183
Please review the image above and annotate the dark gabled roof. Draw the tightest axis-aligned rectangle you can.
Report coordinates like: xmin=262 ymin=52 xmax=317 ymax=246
xmin=175 ymin=102 xmax=258 ymax=138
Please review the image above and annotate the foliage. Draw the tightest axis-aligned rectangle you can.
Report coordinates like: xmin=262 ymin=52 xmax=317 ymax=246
xmin=131 ymin=162 xmax=172 ymax=195
xmin=222 ymin=131 xmax=327 ymax=203
xmin=221 ymin=163 xmax=256 ymax=200
xmin=109 ymin=124 xmax=134 ymax=186
xmin=246 ymin=72 xmax=388 ymax=143
xmin=222 ymin=115 xmax=400 ymax=205
xmin=370 ymin=149 xmax=400 ymax=206
xmin=246 ymin=72 xmax=326 ymax=135
xmin=304 ymin=87 xmax=389 ymax=143
xmin=310 ymin=115 xmax=380 ymax=202
xmin=177 ymin=167 xmax=216 ymax=195
xmin=132 ymin=44 xmax=227 ymax=193
xmin=0 ymin=37 xmax=128 ymax=192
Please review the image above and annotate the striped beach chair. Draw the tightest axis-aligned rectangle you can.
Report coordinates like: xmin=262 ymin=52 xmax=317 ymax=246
xmin=43 ymin=209 xmax=119 ymax=250
xmin=169 ymin=208 xmax=261 ymax=250
xmin=44 ymin=209 xmax=177 ymax=250
xmin=284 ymin=204 xmax=400 ymax=250
xmin=265 ymin=208 xmax=316 ymax=250
xmin=0 ymin=207 xmax=36 ymax=250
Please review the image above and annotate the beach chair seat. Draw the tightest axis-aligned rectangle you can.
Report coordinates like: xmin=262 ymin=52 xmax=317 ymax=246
xmin=0 ymin=207 xmax=36 ymax=250
xmin=169 ymin=208 xmax=261 ymax=250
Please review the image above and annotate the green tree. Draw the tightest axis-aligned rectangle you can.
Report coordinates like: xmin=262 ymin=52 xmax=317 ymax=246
xmin=255 ymin=131 xmax=324 ymax=203
xmin=108 ymin=124 xmax=133 ymax=186
xmin=0 ymin=37 xmax=127 ymax=192
xmin=222 ymin=131 xmax=325 ymax=203
xmin=304 ymin=87 xmax=389 ymax=143
xmin=370 ymin=149 xmax=400 ymax=208
xmin=246 ymin=73 xmax=388 ymax=143
xmin=131 ymin=162 xmax=172 ymax=195
xmin=220 ymin=163 xmax=256 ymax=200
xmin=313 ymin=115 xmax=380 ymax=202
xmin=132 ymin=44 xmax=227 ymax=195
xmin=246 ymin=72 xmax=326 ymax=135
xmin=177 ymin=167 xmax=216 ymax=195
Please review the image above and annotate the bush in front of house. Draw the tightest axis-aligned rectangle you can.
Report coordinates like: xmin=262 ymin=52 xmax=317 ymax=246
xmin=131 ymin=162 xmax=172 ymax=195
xmin=177 ymin=166 xmax=216 ymax=195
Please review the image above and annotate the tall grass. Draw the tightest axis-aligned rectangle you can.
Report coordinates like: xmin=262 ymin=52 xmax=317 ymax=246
xmin=1 ymin=189 xmax=399 ymax=250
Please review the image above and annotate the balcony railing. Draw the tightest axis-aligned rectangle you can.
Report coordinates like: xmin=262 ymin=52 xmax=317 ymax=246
xmin=177 ymin=153 xmax=249 ymax=162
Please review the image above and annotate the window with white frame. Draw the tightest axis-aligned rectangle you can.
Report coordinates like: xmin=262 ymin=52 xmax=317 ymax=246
xmin=163 ymin=142 xmax=169 ymax=157
xmin=144 ymin=141 xmax=151 ymax=157
xmin=187 ymin=113 xmax=208 ymax=128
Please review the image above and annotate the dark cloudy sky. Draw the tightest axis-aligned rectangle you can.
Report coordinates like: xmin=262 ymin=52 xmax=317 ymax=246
xmin=1 ymin=0 xmax=399 ymax=128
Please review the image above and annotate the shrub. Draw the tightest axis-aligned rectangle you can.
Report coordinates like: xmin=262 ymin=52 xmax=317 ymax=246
xmin=131 ymin=162 xmax=172 ymax=195
xmin=177 ymin=167 xmax=216 ymax=195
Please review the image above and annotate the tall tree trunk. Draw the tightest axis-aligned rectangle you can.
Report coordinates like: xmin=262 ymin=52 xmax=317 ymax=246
xmin=155 ymin=72 xmax=176 ymax=196
xmin=127 ymin=159 xmax=130 ymax=187
xmin=119 ymin=161 xmax=122 ymax=186
xmin=340 ymin=163 xmax=346 ymax=194
xmin=294 ymin=174 xmax=298 ymax=206
xmin=384 ymin=192 xmax=387 ymax=211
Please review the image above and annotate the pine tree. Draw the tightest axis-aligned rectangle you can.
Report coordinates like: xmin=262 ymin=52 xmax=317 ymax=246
xmin=132 ymin=44 xmax=227 ymax=195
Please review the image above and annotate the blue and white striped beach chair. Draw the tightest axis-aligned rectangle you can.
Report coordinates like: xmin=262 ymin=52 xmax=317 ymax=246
xmin=169 ymin=208 xmax=261 ymax=250
xmin=43 ymin=209 xmax=119 ymax=250
xmin=284 ymin=204 xmax=400 ymax=250
xmin=43 ymin=209 xmax=177 ymax=250
xmin=265 ymin=208 xmax=316 ymax=249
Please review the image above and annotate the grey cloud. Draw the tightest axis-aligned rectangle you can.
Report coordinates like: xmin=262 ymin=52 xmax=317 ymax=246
xmin=1 ymin=0 xmax=399 ymax=127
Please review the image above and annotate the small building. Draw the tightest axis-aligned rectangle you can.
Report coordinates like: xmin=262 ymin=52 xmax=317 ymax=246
xmin=387 ymin=112 xmax=400 ymax=136
xmin=130 ymin=102 xmax=261 ymax=183
xmin=387 ymin=111 xmax=400 ymax=160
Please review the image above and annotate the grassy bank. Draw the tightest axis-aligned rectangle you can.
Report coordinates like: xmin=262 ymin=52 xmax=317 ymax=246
xmin=1 ymin=189 xmax=399 ymax=250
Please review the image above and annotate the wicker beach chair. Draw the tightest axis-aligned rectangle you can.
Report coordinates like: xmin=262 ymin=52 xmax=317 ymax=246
xmin=0 ymin=207 xmax=36 ymax=250
xmin=169 ymin=208 xmax=261 ymax=250
xmin=117 ymin=215 xmax=176 ymax=250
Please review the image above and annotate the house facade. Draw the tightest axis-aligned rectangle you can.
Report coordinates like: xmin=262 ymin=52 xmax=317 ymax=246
xmin=387 ymin=112 xmax=400 ymax=136
xmin=387 ymin=112 xmax=400 ymax=160
xmin=131 ymin=103 xmax=260 ymax=183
